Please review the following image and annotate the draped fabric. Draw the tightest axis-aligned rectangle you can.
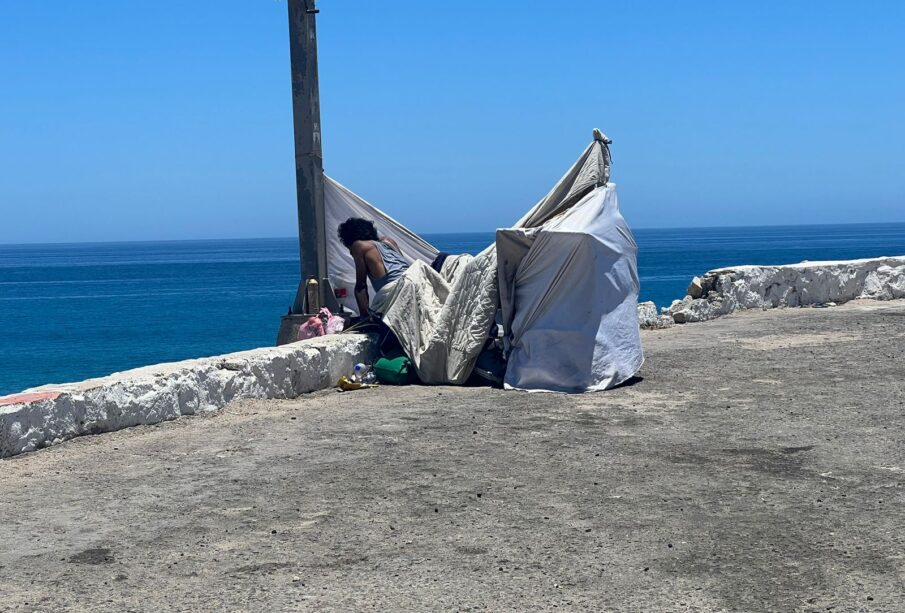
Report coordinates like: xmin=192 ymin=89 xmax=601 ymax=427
xmin=324 ymin=177 xmax=438 ymax=314
xmin=324 ymin=130 xmax=642 ymax=392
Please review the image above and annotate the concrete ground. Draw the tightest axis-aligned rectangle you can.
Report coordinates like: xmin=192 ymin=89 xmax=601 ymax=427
xmin=1 ymin=301 xmax=904 ymax=612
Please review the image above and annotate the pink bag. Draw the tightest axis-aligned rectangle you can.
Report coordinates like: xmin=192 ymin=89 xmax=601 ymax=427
xmin=297 ymin=316 xmax=324 ymax=341
xmin=298 ymin=308 xmax=345 ymax=341
xmin=323 ymin=308 xmax=345 ymax=335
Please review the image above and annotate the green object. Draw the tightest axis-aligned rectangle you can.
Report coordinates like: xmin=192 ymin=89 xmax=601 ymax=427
xmin=373 ymin=355 xmax=416 ymax=385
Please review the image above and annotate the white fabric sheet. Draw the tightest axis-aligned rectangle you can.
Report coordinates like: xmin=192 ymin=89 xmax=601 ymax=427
xmin=497 ymin=185 xmax=643 ymax=392
xmin=324 ymin=177 xmax=439 ymax=314
xmin=325 ymin=130 xmax=643 ymax=392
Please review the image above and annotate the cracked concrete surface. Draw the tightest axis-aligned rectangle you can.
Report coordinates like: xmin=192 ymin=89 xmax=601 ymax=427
xmin=1 ymin=300 xmax=904 ymax=611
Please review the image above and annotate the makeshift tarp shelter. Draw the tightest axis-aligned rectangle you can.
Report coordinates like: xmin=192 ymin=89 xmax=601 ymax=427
xmin=323 ymin=130 xmax=643 ymax=392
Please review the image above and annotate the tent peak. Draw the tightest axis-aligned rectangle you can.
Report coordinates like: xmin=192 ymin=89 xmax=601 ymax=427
xmin=592 ymin=128 xmax=612 ymax=144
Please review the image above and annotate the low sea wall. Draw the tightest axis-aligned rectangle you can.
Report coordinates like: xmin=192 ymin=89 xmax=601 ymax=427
xmin=5 ymin=255 xmax=904 ymax=457
xmin=642 ymin=255 xmax=905 ymax=326
xmin=0 ymin=334 xmax=375 ymax=458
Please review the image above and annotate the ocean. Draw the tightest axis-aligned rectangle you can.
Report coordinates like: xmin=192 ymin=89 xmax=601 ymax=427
xmin=1 ymin=222 xmax=904 ymax=395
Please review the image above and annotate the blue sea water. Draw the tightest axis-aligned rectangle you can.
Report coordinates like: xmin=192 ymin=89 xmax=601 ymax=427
xmin=1 ymin=222 xmax=904 ymax=395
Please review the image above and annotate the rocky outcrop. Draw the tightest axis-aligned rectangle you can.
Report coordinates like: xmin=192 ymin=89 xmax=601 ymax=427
xmin=687 ymin=276 xmax=704 ymax=299
xmin=664 ymin=256 xmax=905 ymax=324
xmin=637 ymin=301 xmax=675 ymax=329
xmin=0 ymin=334 xmax=375 ymax=458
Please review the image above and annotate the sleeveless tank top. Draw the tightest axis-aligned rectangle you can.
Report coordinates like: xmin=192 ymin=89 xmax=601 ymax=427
xmin=370 ymin=241 xmax=409 ymax=293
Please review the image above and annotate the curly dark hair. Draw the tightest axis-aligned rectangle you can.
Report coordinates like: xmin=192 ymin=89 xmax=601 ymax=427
xmin=337 ymin=217 xmax=379 ymax=248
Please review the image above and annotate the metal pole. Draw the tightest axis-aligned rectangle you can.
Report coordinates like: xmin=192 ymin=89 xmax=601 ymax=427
xmin=287 ymin=0 xmax=326 ymax=314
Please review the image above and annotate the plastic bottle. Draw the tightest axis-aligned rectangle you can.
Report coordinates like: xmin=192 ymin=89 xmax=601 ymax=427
xmin=353 ymin=363 xmax=377 ymax=384
xmin=306 ymin=277 xmax=320 ymax=313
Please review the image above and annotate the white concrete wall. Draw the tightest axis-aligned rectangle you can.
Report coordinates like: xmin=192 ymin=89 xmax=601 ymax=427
xmin=664 ymin=256 xmax=905 ymax=323
xmin=0 ymin=334 xmax=375 ymax=458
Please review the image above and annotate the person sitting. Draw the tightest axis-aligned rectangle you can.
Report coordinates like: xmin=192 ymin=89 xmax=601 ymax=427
xmin=337 ymin=217 xmax=409 ymax=317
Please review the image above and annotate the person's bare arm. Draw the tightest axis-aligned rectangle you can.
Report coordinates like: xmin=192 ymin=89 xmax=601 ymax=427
xmin=350 ymin=242 xmax=370 ymax=316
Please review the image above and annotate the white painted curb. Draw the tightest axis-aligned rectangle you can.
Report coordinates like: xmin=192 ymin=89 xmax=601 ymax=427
xmin=0 ymin=334 xmax=375 ymax=458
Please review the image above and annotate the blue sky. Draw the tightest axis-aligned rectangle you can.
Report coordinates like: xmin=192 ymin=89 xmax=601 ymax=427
xmin=1 ymin=1 xmax=903 ymax=243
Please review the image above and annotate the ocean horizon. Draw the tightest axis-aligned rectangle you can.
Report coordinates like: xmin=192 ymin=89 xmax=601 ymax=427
xmin=5 ymin=219 xmax=905 ymax=248
xmin=2 ymin=221 xmax=905 ymax=395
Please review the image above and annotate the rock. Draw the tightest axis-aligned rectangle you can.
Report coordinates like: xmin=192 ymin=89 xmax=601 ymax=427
xmin=659 ymin=256 xmax=905 ymax=325
xmin=637 ymin=302 xmax=675 ymax=329
xmin=665 ymin=297 xmax=717 ymax=324
xmin=655 ymin=315 xmax=675 ymax=328
xmin=637 ymin=301 xmax=658 ymax=328
xmin=687 ymin=276 xmax=704 ymax=299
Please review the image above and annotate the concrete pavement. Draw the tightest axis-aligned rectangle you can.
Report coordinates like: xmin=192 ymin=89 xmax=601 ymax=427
xmin=1 ymin=300 xmax=904 ymax=611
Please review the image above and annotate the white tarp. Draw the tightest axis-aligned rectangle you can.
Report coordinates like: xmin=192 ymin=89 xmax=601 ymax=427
xmin=325 ymin=130 xmax=644 ymax=392
xmin=497 ymin=185 xmax=643 ymax=392
xmin=364 ymin=130 xmax=643 ymax=391
xmin=324 ymin=176 xmax=439 ymax=314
